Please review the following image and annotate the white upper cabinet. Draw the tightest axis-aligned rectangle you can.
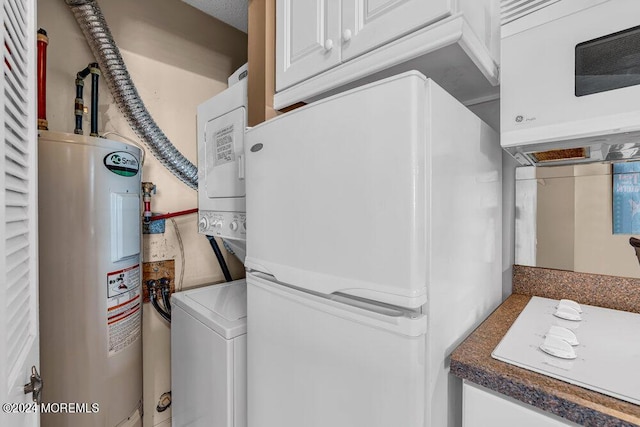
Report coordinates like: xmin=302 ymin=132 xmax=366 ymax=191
xmin=275 ymin=0 xmax=500 ymax=109
xmin=341 ymin=0 xmax=451 ymax=61
xmin=276 ymin=0 xmax=341 ymax=91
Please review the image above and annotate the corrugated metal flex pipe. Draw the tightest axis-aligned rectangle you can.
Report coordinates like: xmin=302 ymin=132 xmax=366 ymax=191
xmin=65 ymin=0 xmax=198 ymax=190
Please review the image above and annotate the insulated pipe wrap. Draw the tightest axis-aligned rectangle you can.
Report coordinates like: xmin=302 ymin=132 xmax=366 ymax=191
xmin=65 ymin=0 xmax=198 ymax=189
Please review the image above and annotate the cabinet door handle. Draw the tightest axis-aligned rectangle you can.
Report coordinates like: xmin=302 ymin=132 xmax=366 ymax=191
xmin=343 ymin=29 xmax=352 ymax=42
xmin=324 ymin=39 xmax=333 ymax=51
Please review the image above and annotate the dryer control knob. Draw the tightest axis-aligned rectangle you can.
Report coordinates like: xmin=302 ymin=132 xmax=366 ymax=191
xmin=199 ymin=217 xmax=209 ymax=230
xmin=230 ymin=221 xmax=239 ymax=231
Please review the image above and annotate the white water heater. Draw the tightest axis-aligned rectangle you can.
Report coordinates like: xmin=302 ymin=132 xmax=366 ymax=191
xmin=38 ymin=131 xmax=142 ymax=427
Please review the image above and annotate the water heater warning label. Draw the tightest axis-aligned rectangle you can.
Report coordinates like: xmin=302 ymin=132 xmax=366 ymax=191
xmin=214 ymin=124 xmax=235 ymax=166
xmin=107 ymin=264 xmax=141 ymax=357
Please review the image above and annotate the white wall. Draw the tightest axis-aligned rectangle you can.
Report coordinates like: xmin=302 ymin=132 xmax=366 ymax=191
xmin=38 ymin=1 xmax=247 ymax=425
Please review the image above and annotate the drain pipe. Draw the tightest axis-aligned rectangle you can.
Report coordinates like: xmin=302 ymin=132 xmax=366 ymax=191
xmin=74 ymin=65 xmax=90 ymax=135
xmin=74 ymin=63 xmax=100 ymax=136
xmin=90 ymin=63 xmax=100 ymax=137
xmin=207 ymin=236 xmax=233 ymax=282
xmin=65 ymin=0 xmax=198 ymax=190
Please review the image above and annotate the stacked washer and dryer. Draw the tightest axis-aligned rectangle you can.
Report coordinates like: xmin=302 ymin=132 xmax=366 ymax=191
xmin=171 ymin=70 xmax=248 ymax=427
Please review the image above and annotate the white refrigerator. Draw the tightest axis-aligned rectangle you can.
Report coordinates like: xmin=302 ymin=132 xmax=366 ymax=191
xmin=244 ymin=71 xmax=502 ymax=427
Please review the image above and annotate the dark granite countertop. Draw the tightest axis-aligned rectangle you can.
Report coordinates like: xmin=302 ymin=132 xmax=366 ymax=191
xmin=450 ymin=266 xmax=640 ymax=427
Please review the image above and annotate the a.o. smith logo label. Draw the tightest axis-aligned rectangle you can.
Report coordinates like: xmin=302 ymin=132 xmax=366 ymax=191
xmin=104 ymin=151 xmax=139 ymax=177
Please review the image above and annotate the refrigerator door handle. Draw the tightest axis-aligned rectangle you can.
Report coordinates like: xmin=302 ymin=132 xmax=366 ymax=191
xmin=250 ymin=270 xmax=419 ymax=317
xmin=246 ymin=270 xmax=276 ymax=280
xmin=248 ymin=272 xmax=427 ymax=337
xmin=329 ymin=292 xmax=408 ymax=317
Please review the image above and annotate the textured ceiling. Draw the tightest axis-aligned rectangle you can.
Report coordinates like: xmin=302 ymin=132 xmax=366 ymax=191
xmin=182 ymin=0 xmax=247 ymax=33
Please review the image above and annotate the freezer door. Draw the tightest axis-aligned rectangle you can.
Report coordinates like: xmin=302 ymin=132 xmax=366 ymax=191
xmin=247 ymin=273 xmax=427 ymax=427
xmin=245 ymin=71 xmax=430 ymax=308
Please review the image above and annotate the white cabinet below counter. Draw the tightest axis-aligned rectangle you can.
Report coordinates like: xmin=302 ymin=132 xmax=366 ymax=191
xmin=275 ymin=0 xmax=500 ymax=110
xmin=463 ymin=381 xmax=580 ymax=427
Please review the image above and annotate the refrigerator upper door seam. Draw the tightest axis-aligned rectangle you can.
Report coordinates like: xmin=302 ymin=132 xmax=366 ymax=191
xmin=248 ymin=272 xmax=427 ymax=338
xmin=248 ymin=270 xmax=421 ymax=317
xmin=245 ymin=258 xmax=428 ymax=308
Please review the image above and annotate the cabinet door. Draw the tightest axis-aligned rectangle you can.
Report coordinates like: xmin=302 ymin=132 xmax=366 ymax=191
xmin=463 ymin=382 xmax=579 ymax=427
xmin=342 ymin=0 xmax=452 ymax=61
xmin=276 ymin=0 xmax=341 ymax=91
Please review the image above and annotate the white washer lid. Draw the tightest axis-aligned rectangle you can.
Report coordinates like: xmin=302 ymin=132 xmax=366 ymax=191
xmin=172 ymin=279 xmax=247 ymax=339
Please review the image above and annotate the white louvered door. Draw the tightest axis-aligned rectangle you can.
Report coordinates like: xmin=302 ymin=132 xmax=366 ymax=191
xmin=0 ymin=0 xmax=39 ymax=425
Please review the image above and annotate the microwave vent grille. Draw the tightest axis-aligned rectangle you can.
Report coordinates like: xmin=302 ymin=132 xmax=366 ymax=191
xmin=501 ymin=0 xmax=561 ymax=25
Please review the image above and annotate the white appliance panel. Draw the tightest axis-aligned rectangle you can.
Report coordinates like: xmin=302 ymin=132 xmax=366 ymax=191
xmin=198 ymin=79 xmax=247 ymax=244
xmin=172 ymin=280 xmax=247 ymax=339
xmin=184 ymin=284 xmax=247 ymax=322
xmin=38 ymin=131 xmax=142 ymax=427
xmin=422 ymin=82 xmax=503 ymax=427
xmin=233 ymin=336 xmax=247 ymax=427
xmin=246 ymin=71 xmax=501 ymax=312
xmin=501 ymin=0 xmax=640 ymax=150
xmin=205 ymin=106 xmax=246 ymax=199
xmin=171 ymin=281 xmax=247 ymax=427
xmin=245 ymin=71 xmax=502 ymax=427
xmin=110 ymin=192 xmax=141 ymax=262
xmin=246 ymin=72 xmax=428 ymax=307
xmin=247 ymin=272 xmax=427 ymax=427
xmin=172 ymin=307 xmax=242 ymax=427
xmin=493 ymin=297 xmax=640 ymax=405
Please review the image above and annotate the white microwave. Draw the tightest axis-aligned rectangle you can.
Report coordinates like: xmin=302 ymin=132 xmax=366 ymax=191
xmin=501 ymin=0 xmax=640 ymax=165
